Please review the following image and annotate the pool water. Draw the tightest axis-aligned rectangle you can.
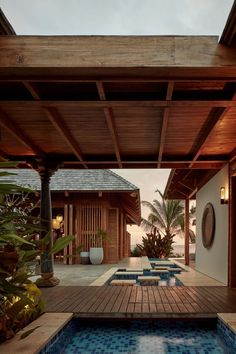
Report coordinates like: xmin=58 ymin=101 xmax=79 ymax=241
xmin=62 ymin=319 xmax=235 ymax=354
xmin=109 ymin=264 xmax=183 ymax=286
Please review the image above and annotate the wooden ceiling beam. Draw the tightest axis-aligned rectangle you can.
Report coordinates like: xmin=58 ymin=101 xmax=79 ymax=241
xmin=1 ymin=100 xmax=236 ymax=108
xmin=1 ymin=78 xmax=236 ymax=83
xmin=44 ymin=107 xmax=87 ymax=169
xmin=96 ymin=81 xmax=122 ymax=168
xmin=189 ymin=107 xmax=231 ymax=168
xmin=0 ymin=108 xmax=44 ymax=156
xmin=0 ymin=36 xmax=236 ymax=69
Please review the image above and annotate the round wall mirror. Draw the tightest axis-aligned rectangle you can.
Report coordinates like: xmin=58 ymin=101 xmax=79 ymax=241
xmin=201 ymin=203 xmax=215 ymax=249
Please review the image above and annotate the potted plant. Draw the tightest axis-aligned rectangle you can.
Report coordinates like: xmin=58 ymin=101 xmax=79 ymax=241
xmin=89 ymin=228 xmax=108 ymax=265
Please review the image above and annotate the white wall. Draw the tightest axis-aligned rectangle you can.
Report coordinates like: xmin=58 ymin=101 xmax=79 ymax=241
xmin=195 ymin=165 xmax=228 ymax=284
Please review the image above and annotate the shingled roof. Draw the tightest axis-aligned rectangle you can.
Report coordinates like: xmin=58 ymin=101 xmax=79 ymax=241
xmin=2 ymin=169 xmax=138 ymax=192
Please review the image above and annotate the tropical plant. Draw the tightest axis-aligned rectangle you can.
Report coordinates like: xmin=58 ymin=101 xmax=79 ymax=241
xmin=137 ymin=228 xmax=174 ymax=258
xmin=90 ymin=228 xmax=109 ymax=248
xmin=0 ymin=162 xmax=74 ymax=343
xmin=141 ymin=189 xmax=184 ymax=238
xmin=130 ymin=245 xmax=142 ymax=257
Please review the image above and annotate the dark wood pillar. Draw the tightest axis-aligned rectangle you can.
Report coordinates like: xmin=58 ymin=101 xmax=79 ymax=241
xmin=228 ymin=162 xmax=236 ymax=287
xmin=35 ymin=163 xmax=60 ymax=287
xmin=184 ymin=199 xmax=190 ymax=266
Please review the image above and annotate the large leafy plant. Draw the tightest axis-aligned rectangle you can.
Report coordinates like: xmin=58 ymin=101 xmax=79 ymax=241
xmin=0 ymin=163 xmax=73 ymax=342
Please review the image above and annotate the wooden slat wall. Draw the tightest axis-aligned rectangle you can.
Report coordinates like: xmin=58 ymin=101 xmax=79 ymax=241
xmin=77 ymin=205 xmax=103 ymax=252
xmin=107 ymin=208 xmax=119 ymax=263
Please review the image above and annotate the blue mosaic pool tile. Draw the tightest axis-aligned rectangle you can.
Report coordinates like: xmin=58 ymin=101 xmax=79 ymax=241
xmin=38 ymin=318 xmax=236 ymax=354
xmin=38 ymin=319 xmax=75 ymax=354
xmin=217 ymin=319 xmax=236 ymax=348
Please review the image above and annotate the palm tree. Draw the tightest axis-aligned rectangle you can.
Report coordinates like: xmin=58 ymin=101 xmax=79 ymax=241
xmin=141 ymin=189 xmax=184 ymax=239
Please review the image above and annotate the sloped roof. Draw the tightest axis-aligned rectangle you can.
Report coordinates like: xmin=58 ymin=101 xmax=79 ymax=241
xmin=1 ymin=169 xmax=138 ymax=192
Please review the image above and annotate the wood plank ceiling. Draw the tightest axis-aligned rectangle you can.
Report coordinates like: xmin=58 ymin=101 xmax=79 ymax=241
xmin=0 ymin=5 xmax=236 ymax=200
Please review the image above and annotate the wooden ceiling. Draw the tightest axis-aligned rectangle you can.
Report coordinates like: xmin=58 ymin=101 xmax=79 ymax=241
xmin=0 ymin=5 xmax=236 ymax=199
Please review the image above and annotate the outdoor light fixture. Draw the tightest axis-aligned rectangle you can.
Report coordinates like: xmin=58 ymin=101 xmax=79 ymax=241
xmin=52 ymin=218 xmax=60 ymax=230
xmin=220 ymin=187 xmax=228 ymax=204
xmin=56 ymin=214 xmax=63 ymax=223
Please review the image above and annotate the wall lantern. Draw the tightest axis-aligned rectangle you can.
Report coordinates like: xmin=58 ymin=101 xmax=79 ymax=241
xmin=52 ymin=214 xmax=63 ymax=229
xmin=220 ymin=187 xmax=228 ymax=204
xmin=52 ymin=218 xmax=60 ymax=230
xmin=56 ymin=214 xmax=63 ymax=223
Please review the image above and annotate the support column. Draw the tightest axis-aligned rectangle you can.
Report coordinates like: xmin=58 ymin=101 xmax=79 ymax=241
xmin=36 ymin=165 xmax=60 ymax=287
xmin=228 ymin=162 xmax=236 ymax=287
xmin=184 ymin=199 xmax=190 ymax=266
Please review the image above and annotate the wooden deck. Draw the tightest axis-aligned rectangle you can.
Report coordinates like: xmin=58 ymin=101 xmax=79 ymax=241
xmin=41 ymin=286 xmax=236 ymax=318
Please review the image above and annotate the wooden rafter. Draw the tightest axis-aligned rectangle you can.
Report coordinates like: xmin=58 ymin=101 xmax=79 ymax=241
xmin=189 ymin=107 xmax=231 ymax=168
xmin=23 ymin=81 xmax=40 ymax=100
xmin=157 ymin=82 xmax=174 ymax=167
xmin=44 ymin=107 xmax=87 ymax=169
xmin=96 ymin=81 xmax=122 ymax=168
xmin=157 ymin=108 xmax=169 ymax=168
xmin=0 ymin=108 xmax=44 ymax=156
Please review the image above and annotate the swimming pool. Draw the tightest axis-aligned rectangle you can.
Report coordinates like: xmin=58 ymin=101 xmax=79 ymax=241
xmin=39 ymin=318 xmax=236 ymax=354
xmin=109 ymin=268 xmax=183 ymax=286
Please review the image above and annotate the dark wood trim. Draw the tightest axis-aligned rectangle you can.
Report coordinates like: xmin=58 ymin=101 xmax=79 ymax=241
xmin=189 ymin=107 xmax=230 ymax=167
xmin=44 ymin=107 xmax=87 ymax=169
xmin=185 ymin=199 xmax=190 ymax=265
xmin=0 ymin=107 xmax=44 ymax=156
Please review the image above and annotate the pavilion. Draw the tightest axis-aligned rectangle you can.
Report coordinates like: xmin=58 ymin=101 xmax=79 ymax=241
xmin=0 ymin=3 xmax=236 ymax=286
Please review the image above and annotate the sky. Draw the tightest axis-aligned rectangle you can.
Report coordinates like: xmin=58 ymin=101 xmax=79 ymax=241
xmin=0 ymin=0 xmax=233 ymax=36
xmin=0 ymin=0 xmax=232 ymax=245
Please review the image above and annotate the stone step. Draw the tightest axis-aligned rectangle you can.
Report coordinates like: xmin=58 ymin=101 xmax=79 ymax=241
xmin=151 ymin=261 xmax=174 ymax=265
xmin=151 ymin=269 xmax=169 ymax=274
xmin=168 ymin=267 xmax=182 ymax=272
xmin=116 ymin=271 xmax=143 ymax=276
xmin=110 ymin=279 xmax=136 ymax=285
xmin=154 ymin=266 xmax=170 ymax=270
xmin=125 ymin=268 xmax=143 ymax=272
xmin=138 ymin=276 xmax=160 ymax=282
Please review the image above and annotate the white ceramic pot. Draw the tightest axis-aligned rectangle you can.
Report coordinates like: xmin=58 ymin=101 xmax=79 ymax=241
xmin=89 ymin=247 xmax=104 ymax=265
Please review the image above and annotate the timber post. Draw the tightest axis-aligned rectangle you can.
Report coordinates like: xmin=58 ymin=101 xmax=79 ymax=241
xmin=34 ymin=159 xmax=61 ymax=287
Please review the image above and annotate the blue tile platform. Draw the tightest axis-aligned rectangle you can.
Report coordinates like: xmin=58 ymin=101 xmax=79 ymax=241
xmin=39 ymin=318 xmax=236 ymax=354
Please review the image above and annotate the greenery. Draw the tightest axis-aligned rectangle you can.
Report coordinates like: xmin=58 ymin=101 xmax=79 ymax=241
xmin=139 ymin=189 xmax=196 ymax=257
xmin=137 ymin=228 xmax=174 ymax=258
xmin=90 ymin=228 xmax=109 ymax=248
xmin=130 ymin=245 xmax=142 ymax=257
xmin=0 ymin=162 xmax=74 ymax=342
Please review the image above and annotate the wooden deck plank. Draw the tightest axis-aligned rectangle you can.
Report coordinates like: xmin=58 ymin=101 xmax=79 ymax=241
xmin=119 ymin=286 xmax=133 ymax=313
xmin=41 ymin=286 xmax=236 ymax=317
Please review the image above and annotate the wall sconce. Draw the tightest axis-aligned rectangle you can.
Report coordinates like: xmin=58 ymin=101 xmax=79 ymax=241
xmin=52 ymin=218 xmax=60 ymax=229
xmin=52 ymin=214 xmax=63 ymax=229
xmin=220 ymin=187 xmax=228 ymax=204
xmin=56 ymin=214 xmax=63 ymax=223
